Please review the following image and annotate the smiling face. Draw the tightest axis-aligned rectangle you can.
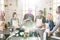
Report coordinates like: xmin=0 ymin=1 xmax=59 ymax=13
xmin=46 ymin=13 xmax=53 ymax=20
xmin=37 ymin=10 xmax=43 ymax=17
xmin=14 ymin=14 xmax=17 ymax=18
xmin=13 ymin=12 xmax=17 ymax=18
xmin=56 ymin=6 xmax=60 ymax=15
xmin=56 ymin=8 xmax=60 ymax=14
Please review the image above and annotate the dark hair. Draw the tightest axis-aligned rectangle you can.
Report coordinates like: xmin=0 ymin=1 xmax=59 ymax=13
xmin=58 ymin=6 xmax=60 ymax=10
xmin=57 ymin=6 xmax=60 ymax=13
xmin=39 ymin=10 xmax=43 ymax=14
xmin=13 ymin=12 xmax=16 ymax=17
xmin=48 ymin=13 xmax=52 ymax=15
xmin=58 ymin=6 xmax=60 ymax=9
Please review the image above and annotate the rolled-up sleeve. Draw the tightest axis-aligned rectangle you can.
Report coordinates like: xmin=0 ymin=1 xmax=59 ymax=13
xmin=52 ymin=20 xmax=60 ymax=33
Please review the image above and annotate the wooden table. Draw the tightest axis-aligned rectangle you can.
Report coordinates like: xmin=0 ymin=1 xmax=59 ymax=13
xmin=0 ymin=29 xmax=10 ymax=40
xmin=51 ymin=36 xmax=60 ymax=40
xmin=8 ymin=37 xmax=40 ymax=40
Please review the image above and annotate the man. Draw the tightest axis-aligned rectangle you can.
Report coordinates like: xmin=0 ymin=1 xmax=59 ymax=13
xmin=35 ymin=10 xmax=46 ymax=40
xmin=48 ymin=6 xmax=60 ymax=36
xmin=23 ymin=10 xmax=34 ymax=33
xmin=35 ymin=10 xmax=46 ymax=27
xmin=23 ymin=10 xmax=34 ymax=22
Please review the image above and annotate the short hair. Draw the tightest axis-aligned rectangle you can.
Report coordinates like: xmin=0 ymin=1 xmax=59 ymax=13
xmin=58 ymin=6 xmax=60 ymax=8
xmin=13 ymin=12 xmax=16 ymax=17
xmin=39 ymin=10 xmax=43 ymax=14
xmin=58 ymin=6 xmax=60 ymax=10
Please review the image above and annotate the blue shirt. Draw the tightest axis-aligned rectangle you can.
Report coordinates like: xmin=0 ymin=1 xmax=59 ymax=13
xmin=46 ymin=20 xmax=55 ymax=31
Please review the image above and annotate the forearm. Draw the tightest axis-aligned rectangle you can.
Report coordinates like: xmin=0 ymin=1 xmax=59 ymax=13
xmin=52 ymin=26 xmax=58 ymax=33
xmin=51 ymin=21 xmax=60 ymax=33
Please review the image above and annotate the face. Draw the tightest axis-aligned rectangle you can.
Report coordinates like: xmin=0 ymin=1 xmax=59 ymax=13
xmin=38 ymin=12 xmax=42 ymax=16
xmin=56 ymin=8 xmax=60 ymax=14
xmin=2 ymin=13 xmax=5 ymax=16
xmin=46 ymin=14 xmax=53 ymax=20
xmin=14 ymin=14 xmax=17 ymax=18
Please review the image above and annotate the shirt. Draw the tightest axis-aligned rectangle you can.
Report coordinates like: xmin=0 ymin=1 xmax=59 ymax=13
xmin=46 ymin=20 xmax=55 ymax=31
xmin=52 ymin=16 xmax=60 ymax=33
xmin=23 ymin=14 xmax=34 ymax=22
xmin=10 ymin=18 xmax=20 ymax=28
xmin=35 ymin=16 xmax=46 ymax=23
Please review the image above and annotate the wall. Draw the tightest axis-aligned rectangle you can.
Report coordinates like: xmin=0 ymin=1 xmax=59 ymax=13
xmin=0 ymin=0 xmax=4 ymax=11
xmin=4 ymin=0 xmax=53 ymax=22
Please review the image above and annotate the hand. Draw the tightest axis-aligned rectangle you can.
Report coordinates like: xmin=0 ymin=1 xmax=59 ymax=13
xmin=48 ymin=31 xmax=52 ymax=37
xmin=26 ymin=18 xmax=30 ymax=20
xmin=24 ymin=18 xmax=30 ymax=22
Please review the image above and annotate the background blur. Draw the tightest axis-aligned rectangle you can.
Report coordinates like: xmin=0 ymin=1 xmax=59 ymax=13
xmin=0 ymin=0 xmax=60 ymax=22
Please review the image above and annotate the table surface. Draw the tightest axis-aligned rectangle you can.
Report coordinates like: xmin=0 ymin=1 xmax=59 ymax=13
xmin=51 ymin=36 xmax=60 ymax=40
xmin=8 ymin=37 xmax=41 ymax=40
xmin=0 ymin=29 xmax=10 ymax=34
xmin=8 ymin=36 xmax=60 ymax=40
xmin=0 ymin=29 xmax=60 ymax=40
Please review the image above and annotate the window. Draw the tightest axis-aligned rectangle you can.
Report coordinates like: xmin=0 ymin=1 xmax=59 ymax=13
xmin=0 ymin=0 xmax=4 ymax=11
xmin=22 ymin=0 xmax=36 ymax=16
xmin=18 ymin=0 xmax=37 ymax=19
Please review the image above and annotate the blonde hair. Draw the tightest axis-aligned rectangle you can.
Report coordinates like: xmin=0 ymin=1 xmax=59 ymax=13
xmin=46 ymin=13 xmax=53 ymax=20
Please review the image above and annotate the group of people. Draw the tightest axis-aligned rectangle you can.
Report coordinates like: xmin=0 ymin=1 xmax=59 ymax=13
xmin=9 ymin=9 xmax=55 ymax=40
xmin=10 ymin=10 xmax=55 ymax=30
xmin=0 ymin=6 xmax=60 ymax=40
xmin=10 ymin=6 xmax=60 ymax=40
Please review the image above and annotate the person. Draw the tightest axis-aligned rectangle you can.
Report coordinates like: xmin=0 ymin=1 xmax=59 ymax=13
xmin=10 ymin=12 xmax=20 ymax=31
xmin=0 ymin=11 xmax=5 ymax=31
xmin=48 ymin=6 xmax=60 ymax=36
xmin=35 ymin=10 xmax=46 ymax=28
xmin=0 ymin=11 xmax=5 ymax=21
xmin=46 ymin=13 xmax=55 ymax=31
xmin=23 ymin=10 xmax=34 ymax=33
xmin=35 ymin=10 xmax=46 ymax=40
xmin=23 ymin=10 xmax=34 ymax=22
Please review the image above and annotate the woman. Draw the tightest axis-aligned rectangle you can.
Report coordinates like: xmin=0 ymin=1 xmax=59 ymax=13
xmin=10 ymin=12 xmax=20 ymax=30
xmin=48 ymin=6 xmax=60 ymax=36
xmin=46 ymin=13 xmax=55 ymax=31
xmin=0 ymin=11 xmax=5 ymax=31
